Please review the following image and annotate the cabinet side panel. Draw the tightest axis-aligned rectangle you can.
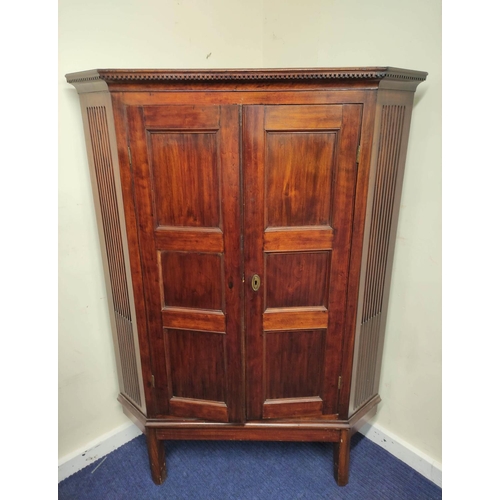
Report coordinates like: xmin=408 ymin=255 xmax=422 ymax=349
xmin=79 ymin=93 xmax=146 ymax=412
xmin=349 ymin=91 xmax=415 ymax=415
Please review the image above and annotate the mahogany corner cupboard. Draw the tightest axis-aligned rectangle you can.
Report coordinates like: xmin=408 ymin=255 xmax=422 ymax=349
xmin=66 ymin=67 xmax=427 ymax=486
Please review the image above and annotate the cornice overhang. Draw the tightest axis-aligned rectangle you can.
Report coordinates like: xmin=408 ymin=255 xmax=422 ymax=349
xmin=66 ymin=67 xmax=427 ymax=93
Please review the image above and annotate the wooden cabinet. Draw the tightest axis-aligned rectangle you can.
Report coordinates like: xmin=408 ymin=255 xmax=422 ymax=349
xmin=66 ymin=67 xmax=427 ymax=486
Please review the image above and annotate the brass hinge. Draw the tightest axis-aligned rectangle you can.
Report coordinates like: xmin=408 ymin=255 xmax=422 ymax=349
xmin=356 ymin=145 xmax=361 ymax=164
xmin=338 ymin=376 xmax=342 ymax=391
xmin=151 ymin=374 xmax=155 ymax=388
xmin=128 ymin=146 xmax=132 ymax=167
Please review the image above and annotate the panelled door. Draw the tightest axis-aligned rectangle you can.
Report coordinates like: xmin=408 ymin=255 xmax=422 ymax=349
xmin=128 ymin=102 xmax=361 ymax=423
xmin=244 ymin=104 xmax=362 ymax=420
xmin=127 ymin=104 xmax=244 ymax=423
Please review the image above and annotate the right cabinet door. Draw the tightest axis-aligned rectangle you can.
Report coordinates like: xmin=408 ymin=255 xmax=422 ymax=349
xmin=244 ymin=104 xmax=362 ymax=420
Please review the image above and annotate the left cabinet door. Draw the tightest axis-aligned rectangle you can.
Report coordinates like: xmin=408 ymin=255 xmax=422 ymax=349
xmin=127 ymin=105 xmax=244 ymax=422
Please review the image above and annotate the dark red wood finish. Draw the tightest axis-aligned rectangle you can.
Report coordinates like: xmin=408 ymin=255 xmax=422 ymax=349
xmin=66 ymin=67 xmax=427 ymax=488
xmin=244 ymin=104 xmax=362 ymax=421
xmin=146 ymin=427 xmax=166 ymax=485
xmin=126 ymin=104 xmax=244 ymax=423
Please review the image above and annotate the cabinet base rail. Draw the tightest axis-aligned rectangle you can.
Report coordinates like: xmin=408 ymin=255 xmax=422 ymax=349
xmin=119 ymin=393 xmax=380 ymax=487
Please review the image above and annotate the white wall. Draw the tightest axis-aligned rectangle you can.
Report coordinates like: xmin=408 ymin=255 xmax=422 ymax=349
xmin=59 ymin=0 xmax=441 ymax=465
xmin=58 ymin=0 xmax=264 ymax=459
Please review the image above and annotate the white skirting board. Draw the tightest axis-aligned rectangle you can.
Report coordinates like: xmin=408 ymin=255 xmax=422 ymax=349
xmin=58 ymin=421 xmax=442 ymax=487
xmin=58 ymin=422 xmax=143 ymax=483
xmin=358 ymin=422 xmax=442 ymax=487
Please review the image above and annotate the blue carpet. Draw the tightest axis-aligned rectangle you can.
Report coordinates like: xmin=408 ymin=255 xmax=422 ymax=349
xmin=59 ymin=433 xmax=442 ymax=499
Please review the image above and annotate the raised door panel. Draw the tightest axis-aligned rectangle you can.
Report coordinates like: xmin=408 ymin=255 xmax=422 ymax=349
xmin=265 ymin=132 xmax=336 ymax=227
xmin=150 ymin=132 xmax=220 ymax=228
xmin=244 ymin=104 xmax=362 ymax=420
xmin=265 ymin=252 xmax=330 ymax=308
xmin=127 ymin=105 xmax=243 ymax=422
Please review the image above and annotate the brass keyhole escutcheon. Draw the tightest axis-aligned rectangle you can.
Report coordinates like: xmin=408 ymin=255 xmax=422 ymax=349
xmin=251 ymin=274 xmax=261 ymax=291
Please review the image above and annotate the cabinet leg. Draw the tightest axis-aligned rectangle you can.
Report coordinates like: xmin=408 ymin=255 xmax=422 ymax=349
xmin=333 ymin=429 xmax=351 ymax=486
xmin=146 ymin=428 xmax=166 ymax=485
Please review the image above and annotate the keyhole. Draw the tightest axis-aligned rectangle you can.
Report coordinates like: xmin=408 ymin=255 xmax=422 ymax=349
xmin=251 ymin=274 xmax=260 ymax=291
